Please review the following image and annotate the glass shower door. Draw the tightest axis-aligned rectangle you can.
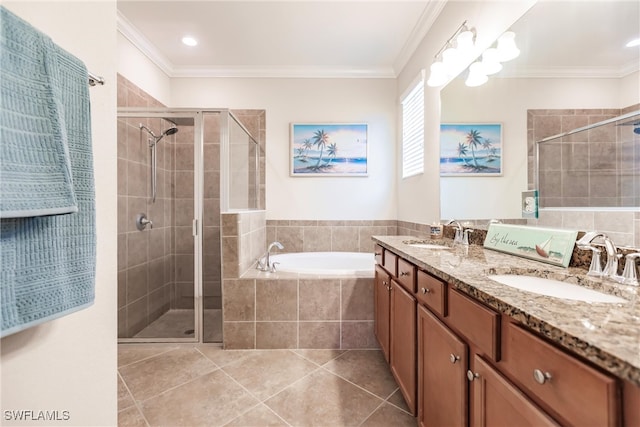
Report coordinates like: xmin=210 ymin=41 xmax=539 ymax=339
xmin=117 ymin=110 xmax=200 ymax=342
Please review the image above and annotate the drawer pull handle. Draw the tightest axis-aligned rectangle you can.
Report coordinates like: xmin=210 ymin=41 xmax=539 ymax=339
xmin=400 ymin=271 xmax=410 ymax=277
xmin=449 ymin=354 xmax=460 ymax=364
xmin=533 ymin=369 xmax=552 ymax=385
xmin=467 ymin=370 xmax=479 ymax=382
xmin=421 ymin=287 xmax=430 ymax=294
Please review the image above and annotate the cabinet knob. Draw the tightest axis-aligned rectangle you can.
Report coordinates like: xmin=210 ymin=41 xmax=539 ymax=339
xmin=400 ymin=271 xmax=410 ymax=277
xmin=533 ymin=369 xmax=552 ymax=385
xmin=421 ymin=287 xmax=430 ymax=294
xmin=467 ymin=370 xmax=479 ymax=382
xmin=449 ymin=354 xmax=460 ymax=364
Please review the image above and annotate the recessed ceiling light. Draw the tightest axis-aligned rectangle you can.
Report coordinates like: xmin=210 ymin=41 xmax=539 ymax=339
xmin=626 ymin=38 xmax=640 ymax=48
xmin=182 ymin=36 xmax=198 ymax=47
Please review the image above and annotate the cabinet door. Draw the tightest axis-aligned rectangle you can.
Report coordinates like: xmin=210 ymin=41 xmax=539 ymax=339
xmin=418 ymin=305 xmax=468 ymax=427
xmin=470 ymin=355 xmax=559 ymax=427
xmin=390 ymin=280 xmax=417 ymax=415
xmin=374 ymin=265 xmax=391 ymax=363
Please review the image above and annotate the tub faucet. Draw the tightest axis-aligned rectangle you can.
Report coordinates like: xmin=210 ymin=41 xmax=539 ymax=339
xmin=576 ymin=232 xmax=619 ymax=279
xmin=256 ymin=241 xmax=284 ymax=272
xmin=446 ymin=220 xmax=464 ymax=244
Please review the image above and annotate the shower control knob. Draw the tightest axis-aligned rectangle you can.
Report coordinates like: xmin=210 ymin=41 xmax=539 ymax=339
xmin=136 ymin=213 xmax=153 ymax=231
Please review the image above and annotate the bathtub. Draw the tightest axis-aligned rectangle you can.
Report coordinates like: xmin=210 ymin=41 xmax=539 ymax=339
xmin=269 ymin=252 xmax=374 ymax=276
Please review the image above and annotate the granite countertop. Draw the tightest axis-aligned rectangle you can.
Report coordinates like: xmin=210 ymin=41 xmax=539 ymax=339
xmin=372 ymin=235 xmax=640 ymax=387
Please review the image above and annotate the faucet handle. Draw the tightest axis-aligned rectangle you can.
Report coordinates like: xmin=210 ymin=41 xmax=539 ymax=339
xmin=462 ymin=229 xmax=474 ymax=246
xmin=622 ymin=253 xmax=640 ymax=286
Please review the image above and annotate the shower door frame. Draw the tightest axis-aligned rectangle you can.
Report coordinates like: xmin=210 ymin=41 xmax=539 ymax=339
xmin=117 ymin=108 xmax=204 ymax=343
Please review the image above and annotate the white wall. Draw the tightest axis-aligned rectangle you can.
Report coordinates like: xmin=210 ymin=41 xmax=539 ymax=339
xmin=118 ymin=32 xmax=171 ymax=106
xmin=170 ymin=77 xmax=398 ymax=220
xmin=440 ymin=75 xmax=638 ymax=220
xmin=1 ymin=3 xmax=117 ymax=426
xmin=396 ymin=0 xmax=536 ymax=225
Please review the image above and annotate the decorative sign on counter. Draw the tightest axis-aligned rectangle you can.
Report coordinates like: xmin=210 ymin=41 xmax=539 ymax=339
xmin=484 ymin=224 xmax=578 ymax=267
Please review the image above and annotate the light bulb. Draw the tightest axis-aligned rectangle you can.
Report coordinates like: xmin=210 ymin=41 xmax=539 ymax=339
xmin=181 ymin=36 xmax=198 ymax=47
xmin=481 ymin=48 xmax=503 ymax=75
xmin=465 ymin=62 xmax=488 ymax=87
xmin=496 ymin=31 xmax=519 ymax=62
xmin=456 ymin=30 xmax=475 ymax=54
xmin=427 ymin=61 xmax=448 ymax=87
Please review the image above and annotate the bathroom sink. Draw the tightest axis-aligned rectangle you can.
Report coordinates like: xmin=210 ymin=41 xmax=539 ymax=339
xmin=488 ymin=274 xmax=626 ymax=303
xmin=403 ymin=240 xmax=451 ymax=250
xmin=408 ymin=243 xmax=451 ymax=250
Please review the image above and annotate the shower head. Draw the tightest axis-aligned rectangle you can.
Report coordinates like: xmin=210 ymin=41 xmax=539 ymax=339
xmin=139 ymin=124 xmax=178 ymax=144
xmin=163 ymin=126 xmax=178 ymax=137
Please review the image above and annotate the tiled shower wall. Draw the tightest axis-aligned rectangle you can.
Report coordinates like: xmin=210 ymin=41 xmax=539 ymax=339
xmin=117 ymin=75 xmax=174 ymax=337
xmin=527 ymin=105 xmax=640 ymax=248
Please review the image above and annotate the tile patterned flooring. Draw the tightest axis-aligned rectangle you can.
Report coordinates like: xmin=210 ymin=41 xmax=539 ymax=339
xmin=118 ymin=344 xmax=417 ymax=427
xmin=133 ymin=310 xmax=223 ymax=342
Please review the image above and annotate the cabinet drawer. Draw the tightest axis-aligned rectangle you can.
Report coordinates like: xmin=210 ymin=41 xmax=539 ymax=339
xmin=447 ymin=288 xmax=499 ymax=361
xmin=396 ymin=258 xmax=416 ymax=293
xmin=416 ymin=270 xmax=446 ymax=316
xmin=383 ymin=250 xmax=397 ymax=277
xmin=374 ymin=244 xmax=384 ymax=265
xmin=502 ymin=321 xmax=619 ymax=427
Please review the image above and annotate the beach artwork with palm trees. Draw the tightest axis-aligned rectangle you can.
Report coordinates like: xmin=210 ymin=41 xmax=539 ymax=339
xmin=440 ymin=123 xmax=502 ymax=176
xmin=291 ymin=123 xmax=368 ymax=176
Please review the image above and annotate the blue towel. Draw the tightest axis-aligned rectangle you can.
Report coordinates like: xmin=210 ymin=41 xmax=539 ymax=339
xmin=1 ymin=7 xmax=96 ymax=337
xmin=0 ymin=6 xmax=77 ymax=218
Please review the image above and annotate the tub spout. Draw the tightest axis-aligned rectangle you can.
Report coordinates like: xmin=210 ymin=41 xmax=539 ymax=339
xmin=257 ymin=241 xmax=284 ymax=272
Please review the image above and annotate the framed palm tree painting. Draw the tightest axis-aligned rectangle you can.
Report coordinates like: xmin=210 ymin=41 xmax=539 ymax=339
xmin=440 ymin=123 xmax=502 ymax=176
xmin=291 ymin=123 xmax=368 ymax=176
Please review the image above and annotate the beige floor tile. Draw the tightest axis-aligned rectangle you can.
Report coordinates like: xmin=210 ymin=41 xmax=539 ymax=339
xmin=222 ymin=350 xmax=318 ymax=400
xmin=117 ymin=375 xmax=135 ymax=411
xmin=224 ymin=404 xmax=288 ymax=427
xmin=118 ymin=344 xmax=178 ymax=367
xmin=360 ymin=403 xmax=418 ymax=427
xmin=118 ymin=406 xmax=147 ymax=427
xmin=141 ymin=370 xmax=259 ymax=427
xmin=323 ymin=350 xmax=398 ymax=399
xmin=387 ymin=389 xmax=411 ymax=414
xmin=265 ymin=369 xmax=383 ymax=426
xmin=294 ymin=349 xmax=347 ymax=366
xmin=119 ymin=347 xmax=218 ymax=401
xmin=197 ymin=347 xmax=269 ymax=368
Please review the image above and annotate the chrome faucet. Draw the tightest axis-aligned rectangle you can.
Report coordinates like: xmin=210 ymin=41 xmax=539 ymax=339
xmin=576 ymin=232 xmax=619 ymax=279
xmin=462 ymin=229 xmax=474 ymax=246
xmin=256 ymin=241 xmax=284 ymax=272
xmin=446 ymin=220 xmax=464 ymax=244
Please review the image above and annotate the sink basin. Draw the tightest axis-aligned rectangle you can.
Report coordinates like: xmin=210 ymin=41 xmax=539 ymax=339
xmin=403 ymin=240 xmax=451 ymax=250
xmin=408 ymin=243 xmax=451 ymax=250
xmin=488 ymin=275 xmax=626 ymax=303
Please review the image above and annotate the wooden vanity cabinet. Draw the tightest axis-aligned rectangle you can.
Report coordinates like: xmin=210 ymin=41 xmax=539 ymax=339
xmin=500 ymin=318 xmax=620 ymax=427
xmin=374 ymin=247 xmax=417 ymax=415
xmin=418 ymin=304 xmax=468 ymax=427
xmin=374 ymin=264 xmax=391 ymax=363
xmin=390 ymin=278 xmax=417 ymax=415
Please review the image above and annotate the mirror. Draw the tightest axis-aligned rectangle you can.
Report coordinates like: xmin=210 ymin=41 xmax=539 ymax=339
xmin=440 ymin=0 xmax=640 ymax=223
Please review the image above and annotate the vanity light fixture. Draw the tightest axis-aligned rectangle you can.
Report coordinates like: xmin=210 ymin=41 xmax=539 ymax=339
xmin=181 ymin=36 xmax=198 ymax=47
xmin=480 ymin=47 xmax=503 ymax=75
xmin=465 ymin=62 xmax=489 ymax=87
xmin=496 ymin=31 xmax=520 ymax=62
xmin=626 ymin=37 xmax=640 ymax=47
xmin=426 ymin=20 xmax=477 ymax=87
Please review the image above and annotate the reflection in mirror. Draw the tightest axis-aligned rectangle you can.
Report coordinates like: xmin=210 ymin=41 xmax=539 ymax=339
xmin=535 ymin=109 xmax=640 ymax=209
xmin=440 ymin=0 xmax=639 ymax=228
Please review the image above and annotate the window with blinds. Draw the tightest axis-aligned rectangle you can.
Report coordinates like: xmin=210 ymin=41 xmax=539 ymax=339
xmin=401 ymin=79 xmax=424 ymax=178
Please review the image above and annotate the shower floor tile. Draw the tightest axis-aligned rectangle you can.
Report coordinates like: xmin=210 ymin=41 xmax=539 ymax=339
xmin=117 ymin=345 xmax=417 ymax=427
xmin=132 ymin=309 xmax=222 ymax=342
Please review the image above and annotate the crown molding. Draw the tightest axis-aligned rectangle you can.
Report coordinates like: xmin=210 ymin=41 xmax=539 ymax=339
xmin=171 ymin=66 xmax=396 ymax=79
xmin=500 ymin=64 xmax=639 ymax=79
xmin=117 ymin=10 xmax=174 ymax=77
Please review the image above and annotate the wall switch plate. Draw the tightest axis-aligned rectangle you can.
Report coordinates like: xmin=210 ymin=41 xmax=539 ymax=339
xmin=522 ymin=190 xmax=538 ymax=219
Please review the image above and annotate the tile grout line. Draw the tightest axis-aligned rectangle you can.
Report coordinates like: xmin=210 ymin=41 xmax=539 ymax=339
xmin=117 ymin=370 xmax=152 ymax=427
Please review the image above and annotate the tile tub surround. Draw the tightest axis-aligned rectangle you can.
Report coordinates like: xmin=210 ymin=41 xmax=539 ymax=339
xmin=372 ymin=235 xmax=640 ymax=386
xmin=223 ymin=275 xmax=376 ymax=350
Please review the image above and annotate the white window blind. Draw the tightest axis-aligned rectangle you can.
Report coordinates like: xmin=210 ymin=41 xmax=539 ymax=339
xmin=401 ymin=78 xmax=424 ymax=178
